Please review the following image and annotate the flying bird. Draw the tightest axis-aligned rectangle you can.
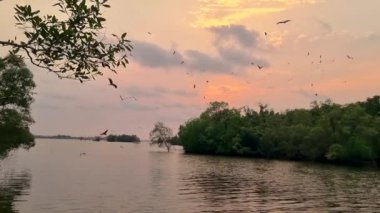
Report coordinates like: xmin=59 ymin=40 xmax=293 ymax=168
xmin=180 ymin=61 xmax=185 ymax=64
xmin=257 ymin=65 xmax=263 ymax=69
xmin=347 ymin=55 xmax=354 ymax=60
xmin=173 ymin=50 xmax=176 ymax=55
xmin=127 ymin=96 xmax=138 ymax=101
xmin=307 ymin=52 xmax=310 ymax=56
xmin=120 ymin=95 xmax=124 ymax=101
xmin=108 ymin=78 xmax=117 ymax=88
xmin=251 ymin=62 xmax=255 ymax=65
xmin=206 ymin=80 xmax=209 ymax=83
xmin=80 ymin=153 xmax=86 ymax=156
xmin=147 ymin=32 xmax=152 ymax=35
xmin=264 ymin=32 xmax=267 ymax=36
xmin=193 ymin=84 xmax=196 ymax=89
xmin=100 ymin=130 xmax=108 ymax=135
xmin=276 ymin=20 xmax=291 ymax=25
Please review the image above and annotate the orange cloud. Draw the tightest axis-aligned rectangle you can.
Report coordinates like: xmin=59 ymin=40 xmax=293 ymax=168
xmin=192 ymin=0 xmax=325 ymax=28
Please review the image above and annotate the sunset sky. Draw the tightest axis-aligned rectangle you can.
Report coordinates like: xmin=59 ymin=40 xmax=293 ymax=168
xmin=1 ymin=0 xmax=379 ymax=139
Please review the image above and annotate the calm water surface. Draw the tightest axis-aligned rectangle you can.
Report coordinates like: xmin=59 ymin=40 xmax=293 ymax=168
xmin=1 ymin=139 xmax=379 ymax=212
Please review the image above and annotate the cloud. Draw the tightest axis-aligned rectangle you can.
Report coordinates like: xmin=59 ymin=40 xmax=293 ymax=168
xmin=130 ymin=25 xmax=269 ymax=74
xmin=131 ymin=41 xmax=183 ymax=68
xmin=184 ymin=25 xmax=269 ymax=73
xmin=126 ymin=86 xmax=197 ymax=98
xmin=192 ymin=0 xmax=326 ymax=28
xmin=184 ymin=50 xmax=232 ymax=72
xmin=209 ymin=25 xmax=259 ymax=48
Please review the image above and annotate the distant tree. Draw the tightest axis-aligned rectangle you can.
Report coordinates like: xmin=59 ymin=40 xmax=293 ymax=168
xmin=0 ymin=55 xmax=35 ymax=156
xmin=106 ymin=134 xmax=117 ymax=142
xmin=106 ymin=134 xmax=140 ymax=142
xmin=0 ymin=0 xmax=132 ymax=82
xmin=149 ymin=122 xmax=173 ymax=152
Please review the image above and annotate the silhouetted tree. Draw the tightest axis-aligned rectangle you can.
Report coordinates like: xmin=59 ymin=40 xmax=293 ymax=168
xmin=0 ymin=0 xmax=132 ymax=82
xmin=150 ymin=122 xmax=173 ymax=152
xmin=0 ymin=55 xmax=35 ymax=156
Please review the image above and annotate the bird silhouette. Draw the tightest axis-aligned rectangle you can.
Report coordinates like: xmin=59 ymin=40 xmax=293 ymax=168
xmin=180 ymin=61 xmax=185 ymax=64
xmin=347 ymin=55 xmax=354 ymax=60
xmin=206 ymin=80 xmax=209 ymax=83
xmin=276 ymin=20 xmax=291 ymax=24
xmin=264 ymin=32 xmax=267 ymax=36
xmin=120 ymin=95 xmax=124 ymax=101
xmin=251 ymin=62 xmax=255 ymax=65
xmin=173 ymin=50 xmax=176 ymax=55
xmin=127 ymin=96 xmax=138 ymax=101
xmin=80 ymin=152 xmax=86 ymax=156
xmin=307 ymin=52 xmax=310 ymax=56
xmin=108 ymin=78 xmax=117 ymax=88
xmin=193 ymin=84 xmax=196 ymax=89
xmin=257 ymin=65 xmax=263 ymax=69
xmin=100 ymin=130 xmax=108 ymax=135
xmin=147 ymin=32 xmax=152 ymax=35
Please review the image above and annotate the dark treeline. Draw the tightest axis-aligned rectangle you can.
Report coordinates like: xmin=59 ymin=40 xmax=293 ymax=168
xmin=178 ymin=96 xmax=380 ymax=166
xmin=106 ymin=134 xmax=141 ymax=143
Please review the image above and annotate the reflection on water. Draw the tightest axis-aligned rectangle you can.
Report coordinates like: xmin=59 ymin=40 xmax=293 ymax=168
xmin=179 ymin=157 xmax=380 ymax=212
xmin=0 ymin=168 xmax=31 ymax=213
xmin=0 ymin=139 xmax=379 ymax=212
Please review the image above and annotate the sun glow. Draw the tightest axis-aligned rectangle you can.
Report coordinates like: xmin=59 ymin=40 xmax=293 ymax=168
xmin=192 ymin=0 xmax=325 ymax=28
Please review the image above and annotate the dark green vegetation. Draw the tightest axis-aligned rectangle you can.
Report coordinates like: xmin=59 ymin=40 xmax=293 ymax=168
xmin=178 ymin=97 xmax=380 ymax=166
xmin=0 ymin=0 xmax=131 ymax=82
xmin=0 ymin=55 xmax=35 ymax=157
xmin=106 ymin=134 xmax=140 ymax=143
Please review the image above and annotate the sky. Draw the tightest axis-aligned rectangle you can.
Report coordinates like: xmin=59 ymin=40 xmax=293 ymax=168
xmin=1 ymin=0 xmax=380 ymax=139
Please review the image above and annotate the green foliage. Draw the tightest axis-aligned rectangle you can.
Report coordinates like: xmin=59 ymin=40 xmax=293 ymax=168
xmin=149 ymin=122 xmax=173 ymax=152
xmin=106 ymin=134 xmax=140 ymax=142
xmin=0 ymin=0 xmax=132 ymax=82
xmin=178 ymin=97 xmax=380 ymax=166
xmin=0 ymin=56 xmax=35 ymax=157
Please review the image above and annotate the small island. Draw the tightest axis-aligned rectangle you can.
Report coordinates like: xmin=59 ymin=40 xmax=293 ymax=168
xmin=35 ymin=134 xmax=141 ymax=143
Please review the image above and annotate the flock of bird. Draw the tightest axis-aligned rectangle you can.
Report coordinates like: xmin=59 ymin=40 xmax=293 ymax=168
xmin=96 ymin=19 xmax=355 ymax=142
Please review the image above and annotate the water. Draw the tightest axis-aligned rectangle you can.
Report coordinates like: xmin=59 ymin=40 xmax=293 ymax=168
xmin=1 ymin=139 xmax=379 ymax=212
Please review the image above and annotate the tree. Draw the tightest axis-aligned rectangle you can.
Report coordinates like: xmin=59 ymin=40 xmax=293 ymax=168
xmin=149 ymin=122 xmax=173 ymax=152
xmin=0 ymin=55 xmax=35 ymax=156
xmin=0 ymin=0 xmax=132 ymax=82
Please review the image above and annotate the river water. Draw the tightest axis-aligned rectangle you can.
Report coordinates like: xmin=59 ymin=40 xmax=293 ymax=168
xmin=0 ymin=139 xmax=379 ymax=212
